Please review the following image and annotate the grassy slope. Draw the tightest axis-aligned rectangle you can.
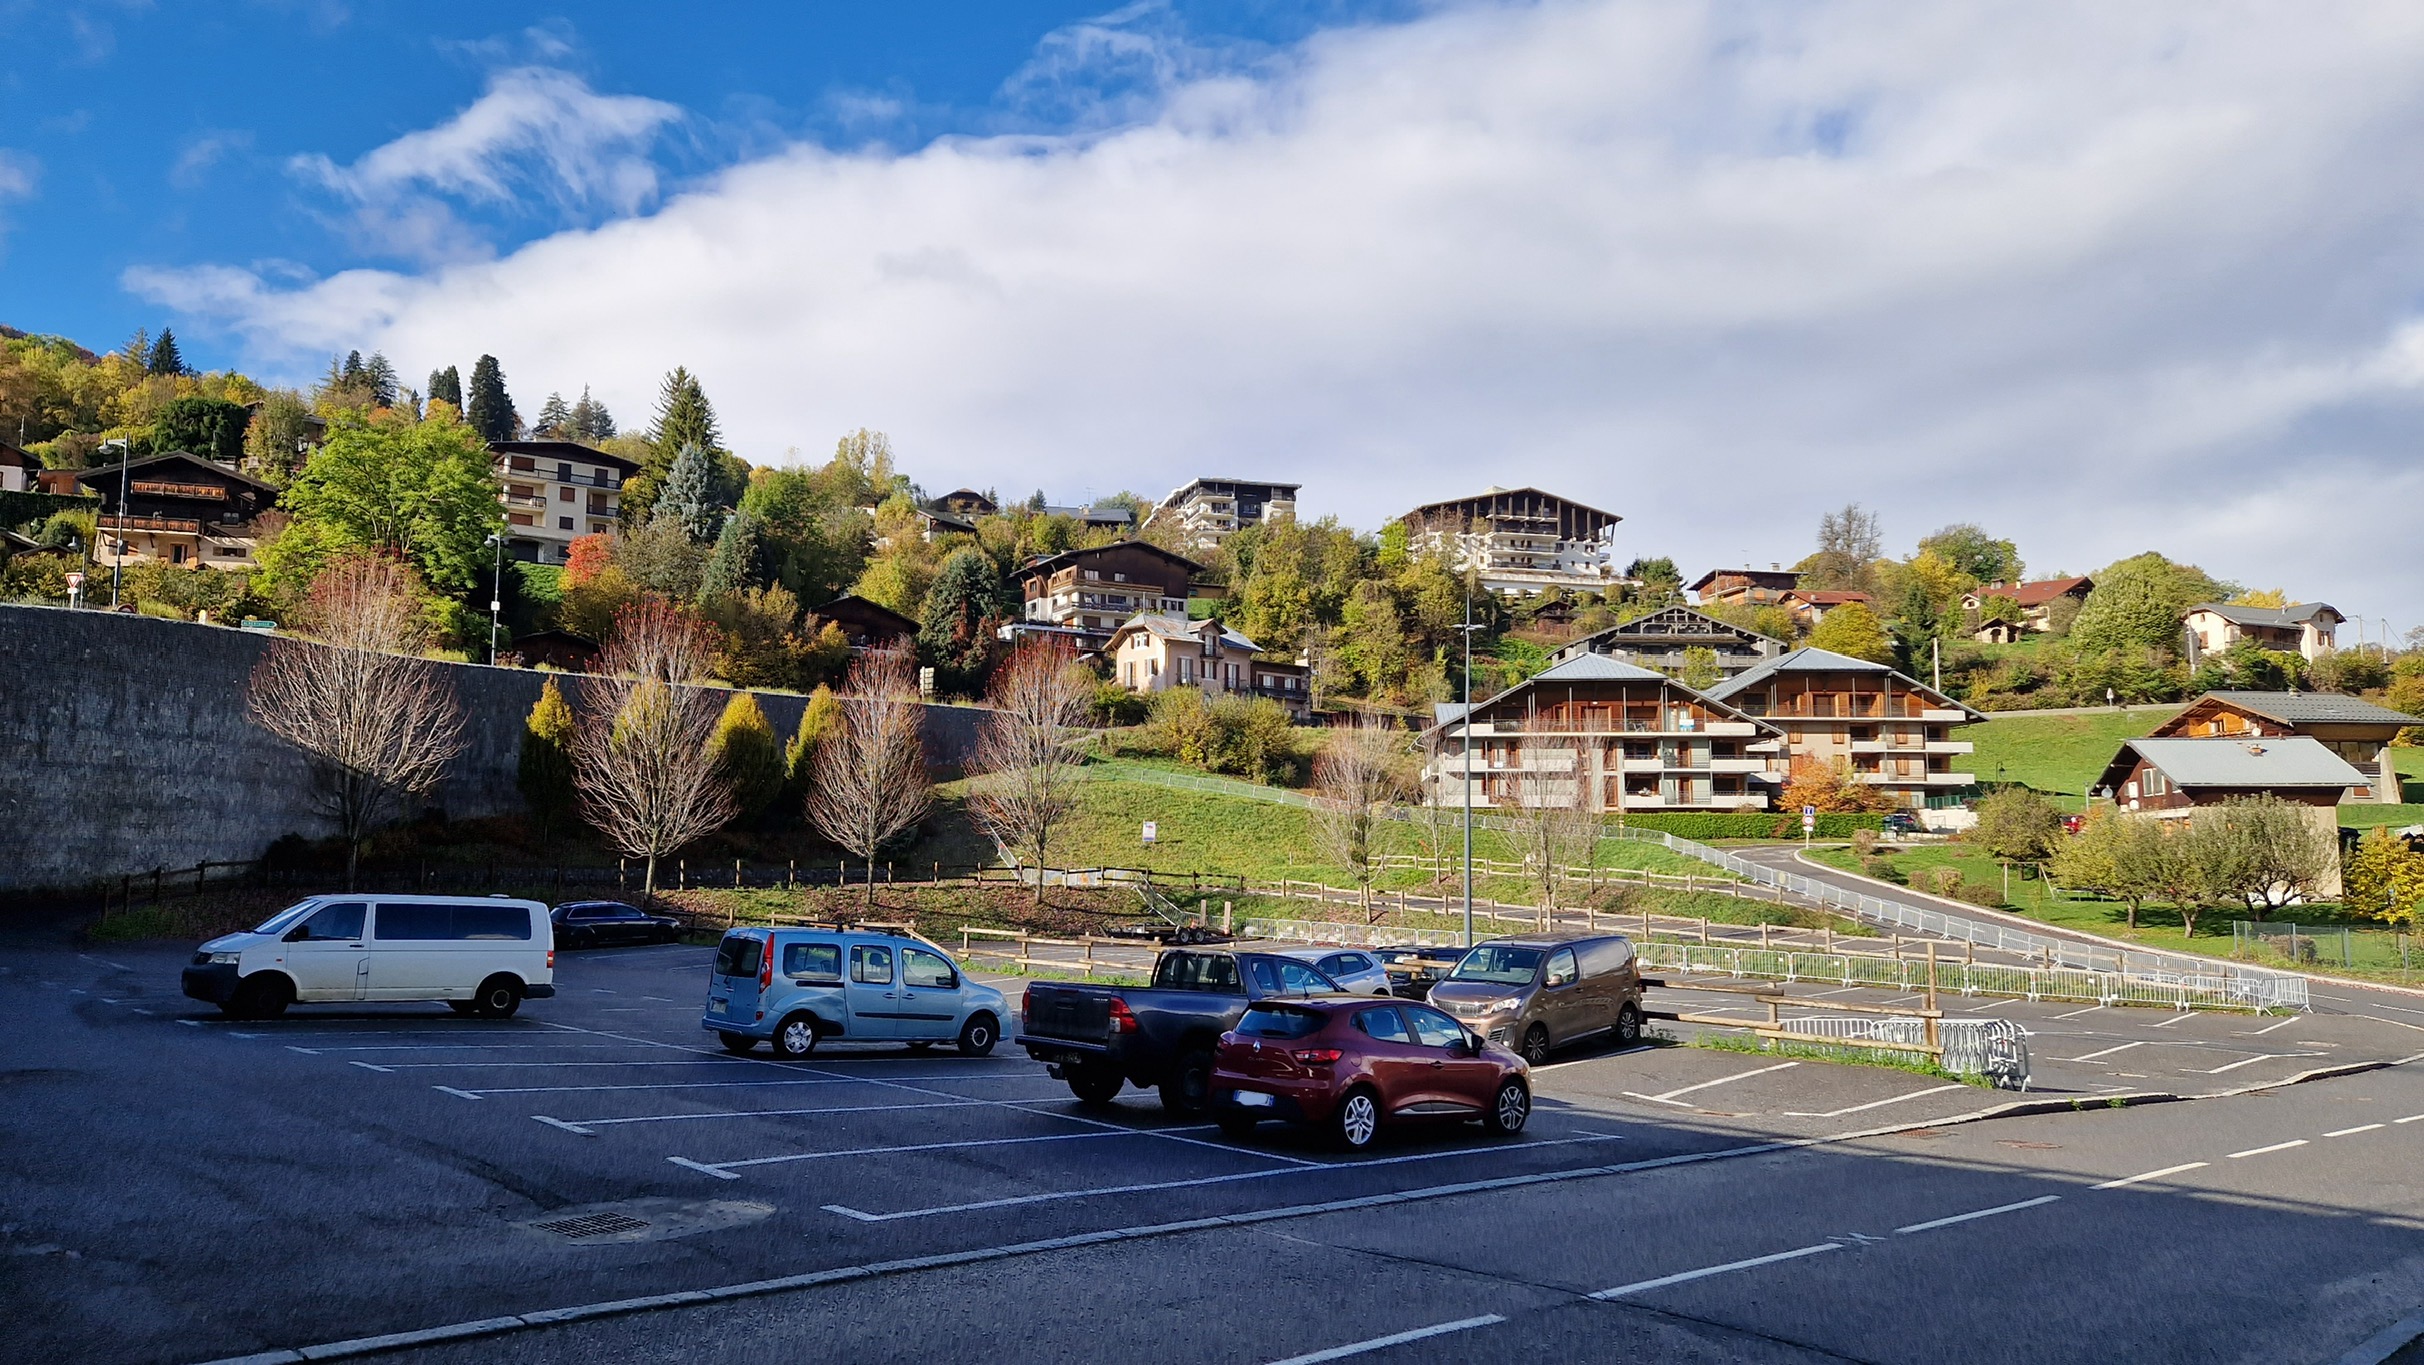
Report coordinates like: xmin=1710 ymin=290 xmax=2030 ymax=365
xmin=1966 ymin=707 xmax=2179 ymax=805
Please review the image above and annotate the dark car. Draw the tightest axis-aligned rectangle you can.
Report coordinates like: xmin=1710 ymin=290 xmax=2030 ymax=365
xmin=1882 ymin=812 xmax=1925 ymax=836
xmin=550 ymin=901 xmax=683 ymax=949
xmin=1210 ymin=997 xmax=1530 ymax=1150
xmin=1017 ymin=948 xmax=1346 ymax=1114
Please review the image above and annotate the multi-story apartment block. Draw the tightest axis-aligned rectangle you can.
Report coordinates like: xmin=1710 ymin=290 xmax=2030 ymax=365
xmin=1703 ymin=647 xmax=1981 ymax=810
xmin=1014 ymin=541 xmax=1200 ymax=652
xmin=1421 ymin=655 xmax=1786 ymax=813
xmin=1150 ymin=478 xmax=1300 ymax=550
xmin=1398 ymin=487 xmax=1621 ymax=596
xmin=492 ymin=440 xmax=641 ymax=564
xmin=1549 ymin=605 xmax=1786 ymax=679
xmin=1106 ymin=612 xmax=1311 ymax=720
xmin=78 ymin=451 xmax=276 ymax=571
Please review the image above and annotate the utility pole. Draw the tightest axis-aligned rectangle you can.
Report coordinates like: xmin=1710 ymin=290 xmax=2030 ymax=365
xmin=101 ymin=438 xmax=132 ymax=607
xmin=485 ymin=533 xmax=505 ymax=665
xmin=1456 ymin=582 xmax=1483 ymax=950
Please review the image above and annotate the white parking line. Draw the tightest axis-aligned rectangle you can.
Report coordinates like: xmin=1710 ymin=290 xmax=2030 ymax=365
xmin=363 ymin=1059 xmax=753 ymax=1069
xmin=2227 ymin=1140 xmax=2309 ymax=1159
xmin=2325 ymin=1124 xmax=2384 ymax=1137
xmin=1264 ymin=1315 xmax=1507 ymax=1364
xmin=2398 ymin=1114 xmax=2424 ymax=1124
xmin=348 ymin=1061 xmax=395 ymax=1073
xmin=2066 ymin=1042 xmax=2145 ymax=1063
xmin=2202 ymin=1053 xmax=2313 ymax=1075
xmin=1782 ymin=1084 xmax=1967 ymax=1119
xmin=2148 ymin=1013 xmax=2194 ymax=1028
xmin=819 ymin=1133 xmax=1633 ymax=1221
xmin=1587 ymin=1242 xmax=1840 ymax=1299
xmin=681 ymin=1127 xmax=1155 ymax=1177
xmin=1623 ymin=1062 xmax=1799 ymax=1106
xmin=2049 ymin=1005 xmax=2103 ymax=1020
xmin=438 ymin=1076 xmax=873 ymax=1097
xmin=1893 ymin=1194 xmax=2061 ymax=1234
xmin=532 ymin=1099 xmax=991 ymax=1134
xmin=2090 ymin=1162 xmax=2208 ymax=1191
xmin=2244 ymin=1016 xmax=2301 ymax=1037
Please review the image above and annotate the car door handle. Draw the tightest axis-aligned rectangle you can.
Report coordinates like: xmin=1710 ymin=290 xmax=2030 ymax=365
xmin=1430 ymin=1060 xmax=1444 ymax=1069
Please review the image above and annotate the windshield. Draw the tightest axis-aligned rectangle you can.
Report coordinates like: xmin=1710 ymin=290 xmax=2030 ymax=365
xmin=249 ymin=900 xmax=320 ymax=935
xmin=1449 ymin=945 xmax=1543 ymax=986
xmin=1235 ymin=1004 xmax=1325 ymax=1039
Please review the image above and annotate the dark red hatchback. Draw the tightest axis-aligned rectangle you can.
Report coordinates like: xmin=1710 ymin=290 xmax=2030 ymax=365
xmin=1210 ymin=997 xmax=1531 ymax=1150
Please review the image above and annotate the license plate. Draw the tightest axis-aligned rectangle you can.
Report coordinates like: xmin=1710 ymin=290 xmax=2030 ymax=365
xmin=1231 ymin=1090 xmax=1276 ymax=1109
xmin=709 ymin=994 xmax=729 ymax=1010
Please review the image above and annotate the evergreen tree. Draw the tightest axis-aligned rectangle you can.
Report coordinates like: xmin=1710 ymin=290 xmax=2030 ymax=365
xmin=652 ymin=442 xmax=722 ymax=543
xmin=124 ymin=328 xmax=151 ymax=367
xmin=146 ymin=328 xmax=187 ymax=377
xmin=783 ymin=684 xmax=843 ymax=812
xmin=649 ymin=366 xmax=721 ymax=456
xmin=918 ymin=548 xmax=1003 ymax=695
xmin=151 ymin=397 xmax=252 ymax=464
xmin=465 ymin=354 xmax=520 ymax=443
xmin=708 ymin=692 xmax=786 ymax=824
xmin=341 ymin=350 xmax=365 ymax=388
xmin=427 ymin=365 xmax=463 ymax=409
xmin=517 ymin=678 xmax=578 ymax=841
xmin=534 ymin=391 xmax=571 ymax=436
xmin=700 ymin=507 xmax=767 ymax=599
xmin=567 ymin=385 xmax=615 ymax=440
xmin=364 ymin=353 xmax=400 ymax=409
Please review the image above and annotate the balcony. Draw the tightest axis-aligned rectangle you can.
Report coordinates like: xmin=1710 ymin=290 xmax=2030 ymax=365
xmin=1705 ymin=721 xmax=1757 ymax=736
xmin=1920 ymin=708 xmax=1969 ymax=722
xmin=1708 ymin=757 xmax=1771 ymax=774
xmin=1855 ymin=770 xmax=1976 ymax=787
xmin=1926 ymin=741 xmax=1975 ymax=755
xmin=503 ymin=493 xmax=547 ymax=510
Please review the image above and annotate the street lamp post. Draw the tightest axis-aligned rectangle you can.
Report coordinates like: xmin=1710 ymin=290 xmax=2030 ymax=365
xmin=485 ymin=533 xmax=505 ymax=665
xmin=1454 ymin=582 xmax=1485 ymax=950
xmin=100 ymin=438 xmax=132 ymax=607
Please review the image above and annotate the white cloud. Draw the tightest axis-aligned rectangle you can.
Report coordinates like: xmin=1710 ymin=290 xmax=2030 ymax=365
xmin=132 ymin=0 xmax=2424 ymax=629
xmin=285 ymin=65 xmax=681 ymax=261
xmin=170 ymin=129 xmax=253 ymax=189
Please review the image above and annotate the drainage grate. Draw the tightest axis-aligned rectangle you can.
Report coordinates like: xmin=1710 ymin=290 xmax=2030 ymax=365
xmin=533 ymin=1212 xmax=650 ymax=1240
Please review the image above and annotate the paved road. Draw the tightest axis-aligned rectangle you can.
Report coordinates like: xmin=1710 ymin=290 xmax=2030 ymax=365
xmin=7 ymin=938 xmax=2424 ymax=1365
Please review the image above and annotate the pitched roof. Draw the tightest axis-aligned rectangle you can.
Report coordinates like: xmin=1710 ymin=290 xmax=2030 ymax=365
xmin=1020 ymin=539 xmax=1202 ymax=582
xmin=74 ymin=450 xmax=278 ymax=493
xmin=2099 ymin=736 xmax=2366 ymax=792
xmin=2188 ymin=601 xmax=2342 ymax=628
xmin=1703 ymin=647 xmax=1984 ymax=718
xmin=489 ymin=439 xmax=644 ymax=473
xmin=1971 ymin=576 xmax=2092 ymax=608
xmin=816 ymin=594 xmax=919 ymax=635
xmin=1784 ymin=589 xmax=1874 ymax=606
xmin=1107 ymin=611 xmax=1260 ymax=654
xmin=1554 ymin=606 xmax=1782 ymax=659
xmin=1688 ymin=567 xmax=1800 ymax=592
xmin=1528 ymin=653 xmax=1669 ymax=684
xmin=2163 ymin=690 xmax=2421 ymax=730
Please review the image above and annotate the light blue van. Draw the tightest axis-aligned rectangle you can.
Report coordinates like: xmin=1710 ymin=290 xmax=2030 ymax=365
xmin=704 ymin=927 xmax=1007 ymax=1060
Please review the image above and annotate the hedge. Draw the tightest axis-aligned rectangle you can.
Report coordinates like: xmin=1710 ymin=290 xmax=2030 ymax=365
xmin=0 ymin=489 xmax=100 ymax=532
xmin=1614 ymin=811 xmax=1888 ymax=841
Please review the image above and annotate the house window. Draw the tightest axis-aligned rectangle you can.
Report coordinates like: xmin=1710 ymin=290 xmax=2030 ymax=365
xmin=509 ymin=456 xmax=535 ymax=472
xmin=559 ymin=486 xmax=575 ymax=502
xmin=1114 ymin=572 xmax=1127 ymax=582
xmin=557 ymin=462 xmax=573 ymax=481
xmin=1178 ymin=657 xmax=1193 ymax=684
xmin=557 ymin=516 xmax=574 ymax=530
xmin=170 ymin=545 xmax=186 ymax=564
xmin=1084 ymin=569 xmax=1101 ymax=580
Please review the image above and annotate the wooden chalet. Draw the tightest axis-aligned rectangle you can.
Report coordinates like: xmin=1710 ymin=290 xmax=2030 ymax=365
xmin=1688 ymin=567 xmax=1800 ymax=608
xmin=1549 ymin=605 xmax=1786 ymax=679
xmin=76 ymin=451 xmax=278 ymax=571
xmin=1704 ymin=648 xmax=1982 ymax=811
xmin=816 ymin=594 xmax=919 ymax=651
xmin=2149 ymin=691 xmax=2417 ymax=804
xmin=1015 ymin=541 xmax=1201 ymax=651
xmin=1398 ymin=486 xmax=1622 ymax=596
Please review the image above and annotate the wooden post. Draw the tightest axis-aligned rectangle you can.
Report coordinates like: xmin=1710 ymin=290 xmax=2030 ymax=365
xmin=1924 ymin=941 xmax=1940 ymax=1051
xmin=1083 ymin=939 xmax=1095 ymax=973
xmin=1224 ymin=901 xmax=1234 ymax=934
xmin=1823 ymin=924 xmax=1833 ymax=954
xmin=1964 ymin=940 xmax=1974 ymax=965
xmin=789 ymin=860 xmax=796 ymax=888
xmin=1761 ymin=921 xmax=1770 ymax=948
xmin=735 ymin=859 xmax=743 ymax=888
xmin=1699 ymin=917 xmax=1709 ymax=945
xmin=679 ymin=859 xmax=687 ymax=890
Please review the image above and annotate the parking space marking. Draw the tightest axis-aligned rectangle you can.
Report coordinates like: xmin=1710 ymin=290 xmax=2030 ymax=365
xmin=2090 ymin=1162 xmax=2208 ymax=1191
xmin=819 ymin=1133 xmax=1633 ymax=1221
xmin=2326 ymin=1125 xmax=2384 ymax=1138
xmin=1623 ymin=1061 xmax=1798 ymax=1106
xmin=682 ymin=1126 xmax=1162 ymax=1177
xmin=1783 ymin=1084 xmax=1967 ymax=1119
xmin=2067 ymin=1042 xmax=2145 ymax=1063
xmin=2149 ymin=1013 xmax=2194 ymax=1028
xmin=1264 ymin=1314 xmax=1507 ymax=1364
xmin=1587 ymin=1243 xmax=1841 ymax=1299
xmin=2050 ymin=1006 xmax=2103 ymax=1020
xmin=2398 ymin=1115 xmax=2424 ymax=1124
xmin=437 ymin=1076 xmax=870 ymax=1096
xmin=361 ymin=1059 xmax=757 ymax=1069
xmin=348 ymin=1061 xmax=395 ymax=1073
xmin=1892 ymin=1194 xmax=2060 ymax=1235
xmin=2203 ymin=1053 xmax=2317 ymax=1075
xmin=435 ymin=1086 xmax=484 ymax=1100
xmin=2228 ymin=1140 xmax=2309 ymax=1159
xmin=2245 ymin=1017 xmax=2301 ymax=1037
xmin=532 ymin=1098 xmax=992 ymax=1134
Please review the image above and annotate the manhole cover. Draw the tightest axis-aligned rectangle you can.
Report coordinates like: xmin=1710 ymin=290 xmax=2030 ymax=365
xmin=533 ymin=1212 xmax=650 ymax=1240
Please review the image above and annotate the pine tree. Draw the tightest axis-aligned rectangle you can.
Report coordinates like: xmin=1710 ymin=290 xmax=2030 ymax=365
xmin=364 ymin=353 xmax=400 ymax=408
xmin=700 ymin=508 xmax=766 ymax=599
xmin=147 ymin=329 xmax=188 ymax=377
xmin=918 ymin=548 xmax=1004 ymax=696
xmin=649 ymin=366 xmax=721 ymax=457
xmin=341 ymin=350 xmax=365 ymax=388
xmin=124 ymin=328 xmax=151 ymax=366
xmin=652 ymin=442 xmax=722 ymax=543
xmin=517 ymin=678 xmax=579 ymax=841
xmin=465 ymin=354 xmax=520 ymax=443
xmin=783 ymin=684 xmax=843 ymax=813
xmin=428 ymin=366 xmax=463 ymax=409
xmin=708 ymin=692 xmax=786 ymax=823
xmin=567 ymin=386 xmax=615 ymax=440
xmin=534 ymin=391 xmax=571 ymax=436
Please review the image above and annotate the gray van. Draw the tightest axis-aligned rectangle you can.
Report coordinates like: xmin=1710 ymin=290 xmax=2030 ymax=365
xmin=1424 ymin=932 xmax=1643 ymax=1065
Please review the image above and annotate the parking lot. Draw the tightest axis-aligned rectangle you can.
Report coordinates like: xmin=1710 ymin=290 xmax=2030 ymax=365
xmin=10 ymin=935 xmax=2424 ymax=1365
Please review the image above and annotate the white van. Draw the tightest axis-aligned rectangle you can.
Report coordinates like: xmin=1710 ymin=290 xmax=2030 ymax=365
xmin=182 ymin=894 xmax=557 ymax=1020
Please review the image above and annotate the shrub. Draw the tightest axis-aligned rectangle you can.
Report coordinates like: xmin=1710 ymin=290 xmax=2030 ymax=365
xmin=1860 ymin=855 xmax=1907 ymax=884
xmin=1927 ymin=867 xmax=1963 ymax=898
xmin=1954 ymin=882 xmax=2006 ymax=908
xmin=709 ymin=691 xmax=786 ymax=823
xmin=1091 ymin=682 xmax=1150 ymax=727
xmin=1618 ymin=811 xmax=1888 ymax=840
xmin=1850 ymin=829 xmax=1880 ymax=856
xmin=517 ymin=678 xmax=577 ymax=839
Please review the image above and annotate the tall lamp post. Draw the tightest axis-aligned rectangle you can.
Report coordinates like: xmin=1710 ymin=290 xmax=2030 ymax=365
xmin=485 ymin=533 xmax=505 ymax=665
xmin=1454 ymin=581 xmax=1485 ymax=950
xmin=100 ymin=438 xmax=132 ymax=607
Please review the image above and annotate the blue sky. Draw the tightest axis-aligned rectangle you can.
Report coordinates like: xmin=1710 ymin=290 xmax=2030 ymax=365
xmin=3 ymin=1 xmax=2420 ymax=630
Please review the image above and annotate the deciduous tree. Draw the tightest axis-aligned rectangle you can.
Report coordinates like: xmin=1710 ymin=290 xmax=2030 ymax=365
xmin=1310 ymin=715 xmax=1408 ymax=919
xmin=1805 ymin=600 xmax=1896 ymax=666
xmin=570 ymin=599 xmax=737 ymax=898
xmin=808 ymin=647 xmax=933 ymax=908
xmin=969 ymin=643 xmax=1095 ymax=904
xmin=517 ymin=677 xmax=577 ymax=841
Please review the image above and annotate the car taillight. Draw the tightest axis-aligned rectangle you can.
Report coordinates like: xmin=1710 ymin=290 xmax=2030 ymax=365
xmin=1292 ymin=1048 xmax=1343 ymax=1065
xmin=759 ymin=936 xmax=775 ymax=991
xmin=1107 ymin=998 xmax=1139 ymax=1034
xmin=546 ymin=948 xmax=555 ymax=969
xmin=1021 ymin=987 xmax=1034 ymax=1021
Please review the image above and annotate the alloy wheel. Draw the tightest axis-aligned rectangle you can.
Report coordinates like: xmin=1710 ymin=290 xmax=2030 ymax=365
xmin=1496 ymin=1083 xmax=1529 ymax=1132
xmin=1341 ymin=1093 xmax=1377 ymax=1148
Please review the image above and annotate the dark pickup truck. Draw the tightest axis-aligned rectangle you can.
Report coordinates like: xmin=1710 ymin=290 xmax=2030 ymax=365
xmin=1016 ymin=948 xmax=1346 ymax=1114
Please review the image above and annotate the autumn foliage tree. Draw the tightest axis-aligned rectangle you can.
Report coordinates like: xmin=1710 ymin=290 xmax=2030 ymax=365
xmin=808 ymin=646 xmax=933 ymax=907
xmin=1311 ymin=715 xmax=1409 ymax=919
xmin=570 ymin=599 xmax=737 ymax=897
xmin=968 ymin=643 xmax=1094 ymax=904
xmin=246 ymin=553 xmax=467 ymax=887
xmin=517 ymin=677 xmax=578 ymax=841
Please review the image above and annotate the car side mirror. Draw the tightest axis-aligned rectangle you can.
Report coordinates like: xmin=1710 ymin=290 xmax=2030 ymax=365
xmin=1450 ymin=1035 xmax=1478 ymax=1057
xmin=284 ymin=925 xmax=309 ymax=943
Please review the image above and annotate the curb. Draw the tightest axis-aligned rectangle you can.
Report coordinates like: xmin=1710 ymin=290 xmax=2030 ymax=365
xmin=2336 ymin=1306 xmax=2424 ymax=1365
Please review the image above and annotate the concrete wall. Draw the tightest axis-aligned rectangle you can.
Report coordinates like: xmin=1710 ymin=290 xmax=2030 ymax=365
xmin=0 ymin=605 xmax=988 ymax=893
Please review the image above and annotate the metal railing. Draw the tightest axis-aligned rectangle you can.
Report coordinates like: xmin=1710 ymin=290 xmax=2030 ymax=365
xmin=1605 ymin=828 xmax=2309 ymax=1011
xmin=1632 ymin=940 xmax=2281 ymax=1012
xmin=1775 ymin=1015 xmax=2031 ymax=1090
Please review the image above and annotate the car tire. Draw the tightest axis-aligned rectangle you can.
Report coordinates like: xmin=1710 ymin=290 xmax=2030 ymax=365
xmin=470 ymin=976 xmax=523 ymax=1019
xmin=1217 ymin=1113 xmax=1259 ymax=1141
xmin=1067 ymin=1066 xmax=1123 ymax=1107
xmin=1521 ymin=1024 xmax=1552 ymax=1067
xmin=717 ymin=1032 xmax=757 ymax=1055
xmin=957 ymin=1012 xmax=999 ymax=1058
xmin=446 ymin=1000 xmax=478 ymax=1016
xmin=224 ymin=974 xmax=291 ymax=1021
xmin=1332 ymin=1087 xmax=1381 ymax=1152
xmin=773 ymin=1014 xmax=820 ymax=1060
xmin=907 ymin=1041 xmax=935 ymax=1053
xmin=1483 ymin=1078 xmax=1530 ymax=1136
xmin=1160 ymin=1048 xmax=1215 ymax=1116
xmin=1615 ymin=1002 xmax=1644 ymax=1047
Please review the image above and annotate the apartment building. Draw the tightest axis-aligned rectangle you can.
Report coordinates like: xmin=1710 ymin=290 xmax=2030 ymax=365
xmin=1702 ymin=647 xmax=1981 ymax=810
xmin=1398 ymin=486 xmax=1621 ymax=596
xmin=1015 ymin=541 xmax=1201 ymax=652
xmin=492 ymin=440 xmax=641 ymax=564
xmin=77 ymin=451 xmax=276 ymax=571
xmin=1420 ymin=654 xmax=1787 ymax=813
xmin=1106 ymin=612 xmax=1311 ymax=720
xmin=1150 ymin=478 xmax=1300 ymax=550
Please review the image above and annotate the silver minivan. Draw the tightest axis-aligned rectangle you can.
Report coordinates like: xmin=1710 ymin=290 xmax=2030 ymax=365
xmin=181 ymin=894 xmax=557 ymax=1020
xmin=704 ymin=927 xmax=1007 ymax=1059
xmin=1425 ymin=933 xmax=1644 ymax=1065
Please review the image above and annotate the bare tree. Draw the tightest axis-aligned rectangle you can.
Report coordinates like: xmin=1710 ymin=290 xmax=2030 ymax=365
xmin=807 ymin=646 xmax=933 ymax=909
xmin=1499 ymin=737 xmax=1599 ymax=926
xmin=1311 ymin=715 xmax=1408 ymax=921
xmin=247 ymin=553 xmax=466 ymax=889
xmin=571 ymin=598 xmax=737 ymax=899
xmin=968 ymin=643 xmax=1094 ymax=906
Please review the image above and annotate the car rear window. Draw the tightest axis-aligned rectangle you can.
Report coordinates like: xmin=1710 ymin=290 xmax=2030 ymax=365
xmin=1235 ymin=1005 xmax=1324 ymax=1039
xmin=1154 ymin=952 xmax=1241 ymax=992
xmin=782 ymin=941 xmax=842 ymax=980
xmin=715 ymin=933 xmax=764 ymax=978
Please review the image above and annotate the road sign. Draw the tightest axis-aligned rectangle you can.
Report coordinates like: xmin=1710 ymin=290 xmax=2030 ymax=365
xmin=1141 ymin=821 xmax=1158 ymax=846
xmin=64 ymin=572 xmax=83 ymax=589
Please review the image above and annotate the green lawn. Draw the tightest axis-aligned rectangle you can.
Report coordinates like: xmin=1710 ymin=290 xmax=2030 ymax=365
xmin=1965 ymin=707 xmax=2179 ymax=806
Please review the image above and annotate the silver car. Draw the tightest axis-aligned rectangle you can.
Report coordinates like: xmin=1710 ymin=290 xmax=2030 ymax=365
xmin=1272 ymin=946 xmax=1393 ymax=997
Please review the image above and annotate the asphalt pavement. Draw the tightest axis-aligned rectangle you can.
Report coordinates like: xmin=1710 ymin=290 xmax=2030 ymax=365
xmin=6 ymin=936 xmax=2424 ymax=1365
